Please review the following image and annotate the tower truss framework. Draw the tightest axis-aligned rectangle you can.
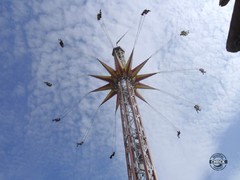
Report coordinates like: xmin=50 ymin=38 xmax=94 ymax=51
xmin=91 ymin=46 xmax=158 ymax=179
xmin=116 ymin=48 xmax=157 ymax=180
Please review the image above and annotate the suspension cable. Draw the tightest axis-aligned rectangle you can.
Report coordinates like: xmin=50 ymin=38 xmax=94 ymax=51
xmin=156 ymin=68 xmax=200 ymax=74
xmin=80 ymin=106 xmax=101 ymax=143
xmin=146 ymin=101 xmax=179 ymax=131
xmin=58 ymin=92 xmax=91 ymax=120
xmin=112 ymin=111 xmax=117 ymax=152
xmin=133 ymin=15 xmax=145 ymax=49
xmin=99 ymin=20 xmax=114 ymax=48
xmin=155 ymin=88 xmax=195 ymax=106
xmin=144 ymin=48 xmax=207 ymax=77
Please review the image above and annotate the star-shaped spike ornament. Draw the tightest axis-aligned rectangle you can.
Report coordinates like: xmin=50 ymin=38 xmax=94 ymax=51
xmin=90 ymin=47 xmax=157 ymax=111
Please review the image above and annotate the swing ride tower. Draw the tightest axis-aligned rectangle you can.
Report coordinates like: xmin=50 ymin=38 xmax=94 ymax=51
xmin=91 ymin=46 xmax=158 ymax=179
xmin=113 ymin=47 xmax=157 ymax=180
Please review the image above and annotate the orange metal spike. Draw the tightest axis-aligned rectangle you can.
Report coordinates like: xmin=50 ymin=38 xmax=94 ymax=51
xmin=134 ymin=82 xmax=156 ymax=90
xmin=134 ymin=73 xmax=157 ymax=83
xmin=97 ymin=59 xmax=118 ymax=78
xmin=91 ymin=84 xmax=113 ymax=92
xmin=100 ymin=90 xmax=117 ymax=106
xmin=125 ymin=49 xmax=134 ymax=75
xmin=90 ymin=75 xmax=114 ymax=83
xmin=131 ymin=58 xmax=150 ymax=78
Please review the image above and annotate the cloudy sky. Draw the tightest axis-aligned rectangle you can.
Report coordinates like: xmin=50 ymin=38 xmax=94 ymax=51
xmin=1 ymin=0 xmax=240 ymax=180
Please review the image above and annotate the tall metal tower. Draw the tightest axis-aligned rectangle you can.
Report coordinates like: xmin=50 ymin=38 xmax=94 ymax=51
xmin=91 ymin=46 xmax=158 ymax=179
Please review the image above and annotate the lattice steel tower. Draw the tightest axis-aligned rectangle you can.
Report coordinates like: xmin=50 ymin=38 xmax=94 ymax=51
xmin=91 ymin=46 xmax=158 ymax=179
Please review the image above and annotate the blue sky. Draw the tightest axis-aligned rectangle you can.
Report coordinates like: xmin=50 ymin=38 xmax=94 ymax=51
xmin=1 ymin=0 xmax=240 ymax=180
